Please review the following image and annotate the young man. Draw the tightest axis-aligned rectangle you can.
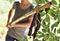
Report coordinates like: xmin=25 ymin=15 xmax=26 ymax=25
xmin=6 ymin=0 xmax=34 ymax=41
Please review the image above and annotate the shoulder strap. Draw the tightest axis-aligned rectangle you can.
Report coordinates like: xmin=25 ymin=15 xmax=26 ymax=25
xmin=13 ymin=1 xmax=19 ymax=9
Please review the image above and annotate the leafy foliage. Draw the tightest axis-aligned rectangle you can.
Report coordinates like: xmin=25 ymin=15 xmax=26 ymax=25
xmin=34 ymin=0 xmax=60 ymax=41
xmin=57 ymin=28 xmax=60 ymax=33
xmin=0 ymin=0 xmax=60 ymax=41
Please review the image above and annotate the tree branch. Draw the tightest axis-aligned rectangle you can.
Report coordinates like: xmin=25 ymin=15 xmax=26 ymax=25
xmin=11 ymin=2 xmax=52 ymax=25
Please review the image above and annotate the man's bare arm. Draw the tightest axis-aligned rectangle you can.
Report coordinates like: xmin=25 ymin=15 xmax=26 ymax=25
xmin=11 ymin=16 xmax=33 ymax=28
xmin=6 ymin=7 xmax=14 ymax=27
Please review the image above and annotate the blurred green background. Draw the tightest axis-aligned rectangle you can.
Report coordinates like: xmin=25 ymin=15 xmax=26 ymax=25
xmin=0 ymin=0 xmax=60 ymax=41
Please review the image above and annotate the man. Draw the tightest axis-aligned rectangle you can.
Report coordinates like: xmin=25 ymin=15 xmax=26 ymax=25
xmin=6 ymin=0 xmax=34 ymax=41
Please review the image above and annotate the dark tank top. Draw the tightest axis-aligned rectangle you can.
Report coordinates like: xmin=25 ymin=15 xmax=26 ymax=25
xmin=7 ymin=1 xmax=34 ymax=40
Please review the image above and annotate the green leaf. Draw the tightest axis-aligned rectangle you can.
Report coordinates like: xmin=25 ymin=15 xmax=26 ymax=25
xmin=51 ymin=0 xmax=57 ymax=5
xmin=42 ymin=23 xmax=50 ymax=33
xmin=44 ymin=33 xmax=49 ymax=40
xmin=49 ymin=9 xmax=55 ymax=17
xmin=24 ymin=36 xmax=28 ymax=41
xmin=17 ymin=37 xmax=23 ymax=41
xmin=45 ymin=8 xmax=50 ymax=14
xmin=42 ymin=20 xmax=46 ymax=27
xmin=54 ymin=28 xmax=56 ymax=33
xmin=45 ymin=23 xmax=50 ymax=32
xmin=54 ymin=36 xmax=59 ymax=41
xmin=38 ymin=0 xmax=45 ymax=4
xmin=37 ymin=31 xmax=44 ymax=38
xmin=38 ymin=31 xmax=42 ymax=34
xmin=42 ymin=18 xmax=50 ymax=32
xmin=40 ymin=11 xmax=46 ymax=17
xmin=45 ymin=0 xmax=48 ymax=2
xmin=33 ymin=39 xmax=39 ymax=41
xmin=42 ymin=29 xmax=46 ymax=33
xmin=40 ymin=12 xmax=46 ymax=17
xmin=49 ymin=37 xmax=54 ymax=41
xmin=58 ymin=15 xmax=60 ymax=23
xmin=53 ymin=10 xmax=59 ymax=20
xmin=54 ymin=14 xmax=58 ymax=20
xmin=51 ymin=21 xmax=59 ymax=31
xmin=57 ymin=28 xmax=60 ymax=33
xmin=49 ymin=33 xmax=54 ymax=37
xmin=44 ymin=14 xmax=50 ymax=22
xmin=59 ymin=4 xmax=60 ymax=8
xmin=38 ymin=33 xmax=44 ymax=38
xmin=59 ymin=0 xmax=60 ymax=3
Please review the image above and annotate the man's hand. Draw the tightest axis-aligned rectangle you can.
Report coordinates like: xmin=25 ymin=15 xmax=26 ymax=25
xmin=6 ymin=23 xmax=13 ymax=28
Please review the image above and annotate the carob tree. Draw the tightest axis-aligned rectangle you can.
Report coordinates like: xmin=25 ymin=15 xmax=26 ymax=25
xmin=28 ymin=0 xmax=41 ymax=39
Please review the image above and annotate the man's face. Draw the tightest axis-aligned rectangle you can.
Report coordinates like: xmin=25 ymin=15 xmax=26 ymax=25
xmin=21 ymin=0 xmax=27 ymax=1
